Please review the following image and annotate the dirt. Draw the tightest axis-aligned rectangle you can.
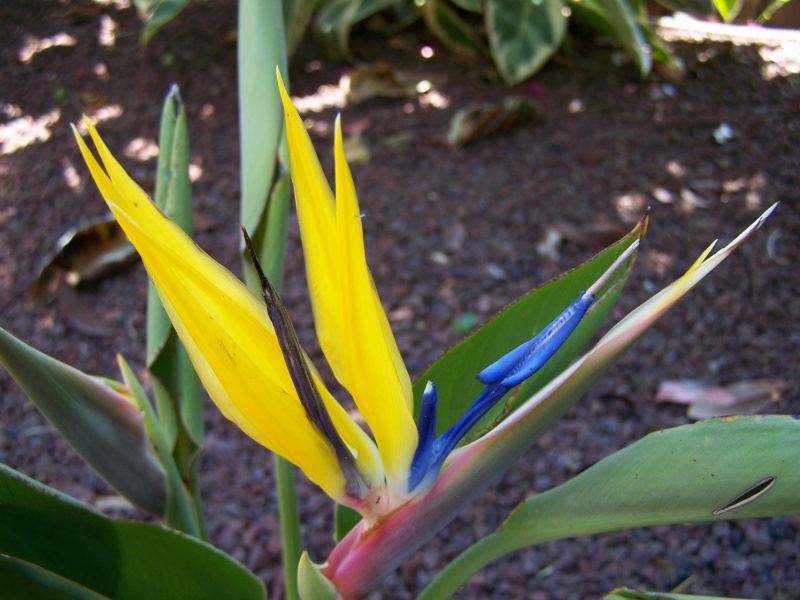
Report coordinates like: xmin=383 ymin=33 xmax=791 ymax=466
xmin=1 ymin=1 xmax=799 ymax=598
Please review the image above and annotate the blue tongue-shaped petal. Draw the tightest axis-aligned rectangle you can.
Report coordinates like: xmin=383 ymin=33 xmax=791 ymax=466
xmin=476 ymin=293 xmax=595 ymax=387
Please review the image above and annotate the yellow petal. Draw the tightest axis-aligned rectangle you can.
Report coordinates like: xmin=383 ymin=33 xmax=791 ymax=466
xmin=277 ymin=73 xmax=346 ymax=384
xmin=73 ymin=121 xmax=382 ymax=502
xmin=334 ymin=117 xmax=417 ymax=490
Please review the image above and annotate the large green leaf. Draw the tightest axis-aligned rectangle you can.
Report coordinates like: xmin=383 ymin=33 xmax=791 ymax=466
xmin=413 ymin=217 xmax=645 ymax=438
xmin=486 ymin=0 xmax=568 ymax=84
xmin=0 ymin=463 xmax=265 ymax=600
xmin=423 ymin=416 xmax=799 ymax=598
xmin=0 ymin=555 xmax=109 ymax=600
xmin=500 ymin=414 xmax=800 ymax=542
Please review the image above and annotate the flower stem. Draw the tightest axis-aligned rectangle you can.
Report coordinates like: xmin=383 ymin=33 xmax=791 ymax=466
xmin=274 ymin=455 xmax=301 ymax=600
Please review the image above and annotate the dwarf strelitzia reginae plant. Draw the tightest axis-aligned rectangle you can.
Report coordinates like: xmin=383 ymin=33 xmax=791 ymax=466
xmin=0 ymin=67 xmax=794 ymax=598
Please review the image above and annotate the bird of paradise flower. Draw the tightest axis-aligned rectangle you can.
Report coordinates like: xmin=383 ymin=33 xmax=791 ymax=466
xmin=73 ymin=70 xmax=775 ymax=598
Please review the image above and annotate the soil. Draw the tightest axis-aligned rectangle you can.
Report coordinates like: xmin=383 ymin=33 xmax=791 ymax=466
xmin=1 ymin=1 xmax=799 ymax=599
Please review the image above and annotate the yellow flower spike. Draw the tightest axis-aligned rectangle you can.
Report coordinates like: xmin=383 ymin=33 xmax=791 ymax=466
xmin=334 ymin=116 xmax=417 ymax=493
xmin=278 ymin=71 xmax=416 ymax=496
xmin=72 ymin=120 xmax=383 ymax=506
xmin=276 ymin=72 xmax=346 ymax=384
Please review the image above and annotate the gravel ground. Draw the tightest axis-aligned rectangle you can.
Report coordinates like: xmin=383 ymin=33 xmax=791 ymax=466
xmin=1 ymin=1 xmax=798 ymax=598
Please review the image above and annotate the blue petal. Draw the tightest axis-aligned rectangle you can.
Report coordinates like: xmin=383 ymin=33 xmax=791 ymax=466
xmin=408 ymin=382 xmax=439 ymax=492
xmin=477 ymin=293 xmax=593 ymax=386
xmin=409 ymin=292 xmax=596 ymax=493
xmin=498 ymin=293 xmax=594 ymax=388
xmin=476 ymin=336 xmax=538 ymax=385
xmin=409 ymin=242 xmax=641 ymax=493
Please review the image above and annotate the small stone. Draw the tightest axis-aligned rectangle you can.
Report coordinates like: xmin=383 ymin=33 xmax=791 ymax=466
xmin=652 ymin=187 xmax=675 ymax=204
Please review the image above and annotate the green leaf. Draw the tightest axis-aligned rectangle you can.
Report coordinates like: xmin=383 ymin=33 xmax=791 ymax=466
xmin=604 ymin=588 xmax=756 ymax=600
xmin=0 ymin=326 xmax=167 ymax=517
xmin=486 ymin=0 xmax=568 ymax=84
xmin=145 ymin=86 xmax=205 ymax=538
xmin=758 ymin=0 xmax=790 ymax=23
xmin=297 ymin=552 xmax=338 ymax=599
xmin=424 ymin=416 xmax=798 ymax=598
xmin=314 ymin=0 xmax=399 ymax=61
xmin=451 ymin=0 xmax=485 ymax=12
xmin=133 ymin=0 xmax=192 ymax=45
xmin=282 ymin=0 xmax=316 ymax=57
xmin=414 ymin=217 xmax=646 ymax=439
xmin=239 ymin=0 xmax=290 ymax=290
xmin=569 ymin=0 xmax=652 ymax=76
xmin=422 ymin=0 xmax=490 ymax=60
xmin=0 ymin=463 xmax=265 ymax=600
xmin=117 ymin=357 xmax=199 ymax=537
xmin=147 ymin=85 xmax=204 ymax=475
xmin=0 ymin=555 xmax=109 ymax=600
xmin=503 ymin=415 xmax=800 ymax=543
xmin=640 ymin=24 xmax=680 ymax=75
xmin=246 ymin=171 xmax=291 ymax=294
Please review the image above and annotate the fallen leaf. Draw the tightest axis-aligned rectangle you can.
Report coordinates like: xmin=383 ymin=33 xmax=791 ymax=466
xmin=553 ymin=220 xmax=629 ymax=250
xmin=447 ymin=96 xmax=543 ymax=147
xmin=342 ymin=133 xmax=371 ymax=165
xmin=655 ymin=379 xmax=785 ymax=420
xmin=32 ymin=215 xmax=138 ymax=301
xmin=381 ymin=130 xmax=415 ymax=151
xmin=340 ymin=63 xmax=417 ymax=104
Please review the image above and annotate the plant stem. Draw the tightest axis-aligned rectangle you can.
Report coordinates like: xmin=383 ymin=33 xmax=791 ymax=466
xmin=275 ymin=455 xmax=301 ymax=600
